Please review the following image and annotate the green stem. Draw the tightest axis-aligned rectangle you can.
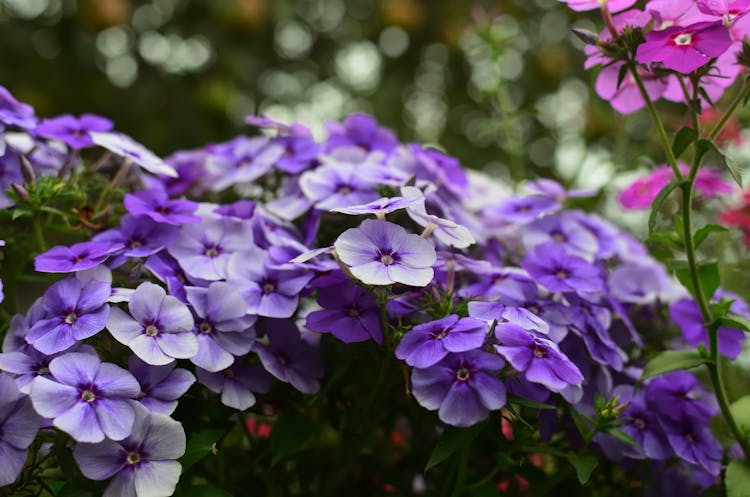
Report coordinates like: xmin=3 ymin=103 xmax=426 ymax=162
xmin=627 ymin=63 xmax=684 ymax=181
xmin=32 ymin=214 xmax=46 ymax=253
xmin=365 ymin=300 xmax=392 ymax=411
xmin=449 ymin=446 xmax=470 ymax=497
xmin=93 ymin=158 xmax=131 ymax=214
xmin=708 ymin=77 xmax=750 ymax=141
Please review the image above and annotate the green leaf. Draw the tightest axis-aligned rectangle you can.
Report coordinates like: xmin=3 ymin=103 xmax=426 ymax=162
xmin=179 ymin=429 xmax=224 ymax=471
xmin=698 ymin=139 xmax=743 ymax=187
xmin=616 ymin=63 xmax=629 ymax=90
xmin=718 ymin=315 xmax=750 ymax=332
xmin=648 ymin=180 xmax=680 ymax=235
xmin=730 ymin=395 xmax=750 ymax=434
xmin=175 ymin=484 xmax=234 ymax=497
xmin=676 ymin=261 xmax=720 ymax=300
xmin=726 ymin=460 xmax=750 ymax=497
xmin=56 ymin=482 xmax=96 ymax=497
xmin=606 ymin=428 xmax=640 ymax=449
xmin=641 ymin=350 xmax=706 ymax=380
xmin=672 ymin=126 xmax=698 ymax=159
xmin=271 ymin=413 xmax=314 ymax=465
xmin=425 ymin=422 xmax=486 ymax=471
xmin=11 ymin=209 xmax=30 ymax=220
xmin=569 ymin=409 xmax=593 ymax=438
xmin=694 ymin=224 xmax=729 ymax=248
xmin=567 ymin=453 xmax=598 ymax=485
xmin=507 ymin=394 xmax=556 ymax=410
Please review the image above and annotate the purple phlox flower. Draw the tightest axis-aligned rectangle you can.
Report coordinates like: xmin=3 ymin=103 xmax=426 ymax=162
xmin=460 ymin=265 xmax=535 ymax=299
xmin=0 ymin=374 xmax=42 ymax=486
xmin=305 ymin=273 xmax=382 ymax=344
xmin=107 ymin=282 xmax=197 ymax=366
xmin=559 ymin=0 xmax=636 ymax=12
xmin=0 ymin=343 xmax=97 ymax=394
xmin=213 ymin=199 xmax=257 ymax=220
xmin=608 ymin=258 xmax=674 ymax=304
xmin=167 ymin=216 xmax=254 ymax=281
xmin=636 ymin=21 xmax=732 ymax=74
xmin=646 ymin=372 xmax=718 ymax=423
xmin=141 ymin=149 xmax=207 ymax=197
xmin=334 ymin=219 xmax=437 ymax=287
xmin=494 ymin=323 xmax=584 ymax=394
xmin=525 ymin=178 xmax=598 ymax=202
xmin=521 ymin=242 xmax=604 ymax=293
xmin=467 ymin=300 xmax=550 ymax=334
xmin=90 ymin=131 xmax=178 ymax=178
xmin=196 ymin=363 xmax=273 ymax=411
xmin=35 ymin=113 xmax=113 ymax=149
xmin=662 ymin=414 xmax=723 ymax=475
xmin=573 ymin=211 xmax=625 ymax=260
xmin=299 ymin=152 xmax=381 ymax=210
xmin=226 ymin=248 xmax=313 ymax=318
xmin=396 ymin=315 xmax=488 ymax=368
xmin=522 ymin=214 xmax=600 ymax=261
xmin=411 ymin=350 xmax=506 ymax=427
xmin=94 ymin=215 xmax=179 ymax=259
xmin=330 ymin=194 xmax=421 ymax=217
xmin=245 ymin=114 xmax=312 ymax=137
xmin=127 ymin=356 xmax=194 ymax=415
xmin=35 ymin=240 xmax=123 ymax=273
xmin=289 ymin=246 xmax=336 ymax=270
xmin=486 ymin=194 xmax=560 ymax=225
xmin=72 ymin=404 xmax=185 ymax=497
xmin=207 ymin=136 xmax=285 ymax=190
xmin=433 ymin=252 xmax=493 ymax=276
xmin=0 ymin=86 xmax=36 ymax=130
xmin=124 ymin=189 xmax=200 ymax=225
xmin=670 ymin=292 xmax=747 ymax=359
xmin=272 ymin=134 xmax=322 ymax=175
xmin=0 ymin=150 xmax=23 ymax=208
xmin=401 ymin=186 xmax=476 ymax=248
xmin=325 ymin=113 xmax=398 ymax=152
xmin=254 ymin=319 xmax=324 ymax=394
xmin=30 ymin=352 xmax=140 ymax=442
xmin=25 ymin=277 xmax=110 ymax=355
xmin=562 ymin=295 xmax=628 ymax=371
xmin=2 ymin=299 xmax=45 ymax=353
xmin=266 ymin=177 xmax=314 ymax=220
xmin=595 ymin=62 xmax=669 ymax=114
xmin=186 ymin=282 xmax=257 ymax=373
xmin=406 ymin=144 xmax=469 ymax=198
xmin=144 ymin=252 xmax=192 ymax=301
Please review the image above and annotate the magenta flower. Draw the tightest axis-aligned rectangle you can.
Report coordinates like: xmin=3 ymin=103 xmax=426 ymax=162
xmin=619 ymin=165 xmax=734 ymax=210
xmin=595 ymin=62 xmax=669 ymax=114
xmin=636 ymin=21 xmax=732 ymax=73
xmin=559 ymin=0 xmax=636 ymax=12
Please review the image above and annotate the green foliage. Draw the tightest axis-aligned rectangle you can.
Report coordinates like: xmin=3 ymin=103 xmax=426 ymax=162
xmin=425 ymin=423 xmax=486 ymax=472
xmin=726 ymin=460 xmax=750 ymax=497
xmin=567 ymin=454 xmax=598 ymax=485
xmin=641 ymin=350 xmax=707 ymax=380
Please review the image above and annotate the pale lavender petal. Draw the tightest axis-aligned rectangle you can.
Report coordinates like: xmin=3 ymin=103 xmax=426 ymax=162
xmin=73 ymin=440 xmax=127 ymax=480
xmin=29 ymin=376 xmax=79 ymax=417
xmin=155 ymin=333 xmax=199 ymax=360
xmin=134 ymin=461 xmax=182 ymax=497
xmin=55 ymin=402 xmax=104 ymax=443
xmin=96 ymin=399 xmax=136 ymax=441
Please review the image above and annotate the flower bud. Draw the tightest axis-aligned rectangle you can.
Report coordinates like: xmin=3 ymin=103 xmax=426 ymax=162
xmin=19 ymin=155 xmax=36 ymax=186
xmin=11 ymin=182 xmax=29 ymax=200
xmin=571 ymin=28 xmax=599 ymax=46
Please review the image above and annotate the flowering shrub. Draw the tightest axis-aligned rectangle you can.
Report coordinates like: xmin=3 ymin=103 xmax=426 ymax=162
xmin=1 ymin=1 xmax=750 ymax=488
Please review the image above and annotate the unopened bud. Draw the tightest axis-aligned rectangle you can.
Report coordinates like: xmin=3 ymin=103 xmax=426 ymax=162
xmin=571 ymin=28 xmax=599 ymax=46
xmin=11 ymin=182 xmax=29 ymax=200
xmin=19 ymin=156 xmax=36 ymax=186
xmin=737 ymin=40 xmax=750 ymax=70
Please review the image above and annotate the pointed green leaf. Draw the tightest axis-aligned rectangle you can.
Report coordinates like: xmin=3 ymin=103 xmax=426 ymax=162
xmin=567 ymin=453 xmax=598 ymax=485
xmin=271 ymin=414 xmax=314 ymax=465
xmin=606 ymin=428 xmax=640 ymax=449
xmin=729 ymin=395 xmax=750 ymax=434
xmin=507 ymin=394 xmax=556 ymax=410
xmin=179 ymin=429 xmax=224 ymax=471
xmin=694 ymin=224 xmax=729 ymax=248
xmin=698 ymin=139 xmax=743 ymax=187
xmin=648 ymin=180 xmax=680 ymax=235
xmin=641 ymin=350 xmax=706 ymax=380
xmin=717 ymin=315 xmax=750 ymax=332
xmin=726 ymin=460 xmax=750 ymax=497
xmin=425 ymin=422 xmax=486 ymax=472
xmin=676 ymin=261 xmax=720 ymax=300
xmin=672 ymin=126 xmax=698 ymax=159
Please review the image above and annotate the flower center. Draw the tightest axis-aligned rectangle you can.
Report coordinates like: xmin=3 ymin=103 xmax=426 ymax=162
xmin=204 ymin=245 xmax=219 ymax=258
xmin=347 ymin=307 xmax=360 ymax=317
xmin=64 ymin=312 xmax=78 ymax=324
xmin=434 ymin=328 xmax=451 ymax=340
xmin=130 ymin=240 xmax=143 ymax=249
xmin=456 ymin=367 xmax=471 ymax=381
xmin=532 ymin=344 xmax=548 ymax=359
xmin=145 ymin=325 xmax=159 ymax=337
xmin=551 ymin=231 xmax=566 ymax=242
xmin=673 ymin=32 xmax=692 ymax=46
xmin=633 ymin=418 xmax=646 ymax=430
xmin=336 ymin=184 xmax=352 ymax=195
xmin=126 ymin=452 xmax=141 ymax=465
xmin=262 ymin=281 xmax=276 ymax=295
xmin=554 ymin=268 xmax=570 ymax=280
xmin=199 ymin=321 xmax=213 ymax=334
xmin=81 ymin=390 xmax=96 ymax=403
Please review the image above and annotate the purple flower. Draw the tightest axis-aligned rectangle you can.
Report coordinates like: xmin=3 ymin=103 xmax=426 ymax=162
xmin=35 ymin=240 xmax=123 ymax=273
xmin=0 ymin=374 xmax=42 ymax=486
xmin=299 ymin=156 xmax=380 ymax=210
xmin=521 ymin=242 xmax=603 ymax=293
xmin=662 ymin=415 xmax=723 ymax=475
xmin=334 ymin=219 xmax=437 ymax=287
xmin=143 ymin=252 xmax=190 ymax=301
xmin=30 ymin=352 xmax=140 ymax=442
xmin=35 ymin=113 xmax=113 ymax=149
xmin=90 ymin=131 xmax=178 ymax=178
xmin=494 ymin=323 xmax=584 ymax=393
xmin=603 ymin=385 xmax=671 ymax=460
xmin=123 ymin=189 xmax=200 ymax=226
xmin=468 ymin=301 xmax=550 ymax=334
xmin=608 ymin=259 xmax=674 ymax=304
xmin=226 ymin=248 xmax=313 ymax=318
xmin=645 ymin=372 xmax=717 ymax=423
xmin=636 ymin=21 xmax=732 ymax=74
xmin=325 ymin=113 xmax=398 ymax=152
xmin=127 ymin=356 xmax=195 ymax=415
xmin=254 ymin=319 xmax=324 ymax=394
xmin=401 ymin=187 xmax=476 ymax=249
xmin=411 ymin=350 xmax=506 ymax=427
xmin=395 ymin=315 xmax=488 ymax=368
xmin=670 ymin=294 xmax=747 ymax=359
xmin=330 ymin=195 xmax=420 ymax=217
xmin=522 ymin=214 xmax=599 ymax=261
xmin=73 ymin=405 xmax=185 ymax=497
xmin=107 ymin=282 xmax=197 ymax=366
xmin=0 ymin=343 xmax=97 ymax=394
xmin=488 ymin=195 xmax=560 ymax=225
xmin=305 ymin=273 xmax=382 ymax=344
xmin=196 ymin=363 xmax=273 ymax=411
xmin=186 ymin=282 xmax=256 ymax=372
xmin=168 ymin=216 xmax=254 ymax=281
xmin=206 ymin=136 xmax=285 ymax=191
xmin=94 ymin=215 xmax=179 ymax=258
xmin=0 ymin=86 xmax=36 ymax=129
xmin=25 ymin=277 xmax=110 ymax=355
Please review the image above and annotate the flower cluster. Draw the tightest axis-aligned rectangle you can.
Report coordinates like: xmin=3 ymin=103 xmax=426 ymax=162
xmin=0 ymin=85 xmax=746 ymax=495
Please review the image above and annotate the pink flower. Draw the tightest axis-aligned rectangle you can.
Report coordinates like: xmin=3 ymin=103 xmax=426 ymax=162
xmin=697 ymin=0 xmax=750 ymax=25
xmin=619 ymin=163 xmax=735 ymax=210
xmin=595 ymin=62 xmax=668 ymax=114
xmin=560 ymin=0 xmax=637 ymax=13
xmin=636 ymin=21 xmax=733 ymax=73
